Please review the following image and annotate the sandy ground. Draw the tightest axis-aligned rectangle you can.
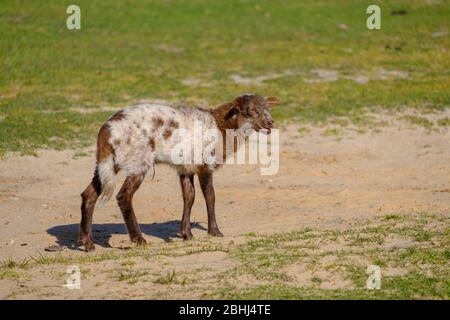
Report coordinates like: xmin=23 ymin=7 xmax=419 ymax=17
xmin=0 ymin=117 xmax=449 ymax=298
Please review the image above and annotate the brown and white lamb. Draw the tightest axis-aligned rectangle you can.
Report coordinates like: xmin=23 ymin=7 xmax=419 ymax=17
xmin=78 ymin=93 xmax=279 ymax=252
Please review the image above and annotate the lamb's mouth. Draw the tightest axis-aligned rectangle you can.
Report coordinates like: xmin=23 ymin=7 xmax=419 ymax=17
xmin=259 ymin=126 xmax=272 ymax=134
xmin=254 ymin=124 xmax=273 ymax=134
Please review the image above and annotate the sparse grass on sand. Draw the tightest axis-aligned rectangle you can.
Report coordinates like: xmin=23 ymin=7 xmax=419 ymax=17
xmin=1 ymin=213 xmax=448 ymax=299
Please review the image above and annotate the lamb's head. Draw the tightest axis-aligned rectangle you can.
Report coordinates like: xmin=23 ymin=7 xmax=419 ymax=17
xmin=229 ymin=94 xmax=279 ymax=134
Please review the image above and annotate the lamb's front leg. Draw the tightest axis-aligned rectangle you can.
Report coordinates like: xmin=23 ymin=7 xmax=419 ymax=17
xmin=198 ymin=170 xmax=223 ymax=237
xmin=179 ymin=174 xmax=195 ymax=240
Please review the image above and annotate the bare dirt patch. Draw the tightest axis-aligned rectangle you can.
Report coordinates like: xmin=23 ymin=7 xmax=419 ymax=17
xmin=228 ymin=68 xmax=409 ymax=86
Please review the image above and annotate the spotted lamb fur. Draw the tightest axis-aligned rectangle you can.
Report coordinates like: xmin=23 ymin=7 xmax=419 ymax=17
xmin=78 ymin=94 xmax=279 ymax=252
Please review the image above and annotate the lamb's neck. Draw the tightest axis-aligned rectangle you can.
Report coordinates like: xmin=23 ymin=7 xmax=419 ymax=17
xmin=211 ymin=103 xmax=246 ymax=162
xmin=211 ymin=102 xmax=239 ymax=137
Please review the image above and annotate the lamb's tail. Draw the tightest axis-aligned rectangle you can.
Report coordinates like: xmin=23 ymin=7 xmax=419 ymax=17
xmin=96 ymin=156 xmax=116 ymax=207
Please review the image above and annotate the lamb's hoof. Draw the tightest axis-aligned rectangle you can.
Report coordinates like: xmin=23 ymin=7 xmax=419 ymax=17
xmin=183 ymin=233 xmax=193 ymax=241
xmin=132 ymin=236 xmax=147 ymax=246
xmin=76 ymin=234 xmax=87 ymax=246
xmin=45 ymin=244 xmax=65 ymax=252
xmin=177 ymin=230 xmax=193 ymax=241
xmin=85 ymin=242 xmax=95 ymax=252
xmin=208 ymin=229 xmax=223 ymax=237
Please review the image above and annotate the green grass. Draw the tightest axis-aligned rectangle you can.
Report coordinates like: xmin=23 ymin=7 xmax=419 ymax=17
xmin=0 ymin=258 xmax=29 ymax=280
xmin=23 ymin=239 xmax=228 ymax=267
xmin=0 ymin=269 xmax=22 ymax=281
xmin=0 ymin=258 xmax=30 ymax=270
xmin=212 ymin=212 xmax=449 ymax=299
xmin=401 ymin=115 xmax=434 ymax=129
xmin=1 ymin=0 xmax=449 ymax=155
xmin=154 ymin=269 xmax=177 ymax=285
xmin=115 ymin=268 xmax=149 ymax=284
xmin=212 ymin=273 xmax=449 ymax=299
xmin=437 ymin=117 xmax=450 ymax=126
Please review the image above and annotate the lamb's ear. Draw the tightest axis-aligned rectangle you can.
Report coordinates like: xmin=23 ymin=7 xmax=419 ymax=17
xmin=225 ymin=102 xmax=239 ymax=119
xmin=266 ymin=97 xmax=280 ymax=108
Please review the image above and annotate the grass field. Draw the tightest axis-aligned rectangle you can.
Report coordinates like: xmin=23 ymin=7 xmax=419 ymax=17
xmin=1 ymin=0 xmax=449 ymax=156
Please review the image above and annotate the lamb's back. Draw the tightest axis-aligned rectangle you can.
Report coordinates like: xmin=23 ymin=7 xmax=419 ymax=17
xmin=106 ymin=104 xmax=219 ymax=175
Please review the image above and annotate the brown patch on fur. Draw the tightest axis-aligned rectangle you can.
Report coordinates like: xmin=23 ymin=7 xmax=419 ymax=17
xmin=211 ymin=103 xmax=238 ymax=133
xmin=196 ymin=164 xmax=209 ymax=176
xmin=152 ymin=117 xmax=164 ymax=128
xmin=96 ymin=124 xmax=114 ymax=163
xmin=109 ymin=110 xmax=125 ymax=122
xmin=79 ymin=169 xmax=102 ymax=251
xmin=163 ymin=129 xmax=173 ymax=140
xmin=148 ymin=137 xmax=155 ymax=150
xmin=167 ymin=119 xmax=179 ymax=129
xmin=211 ymin=102 xmax=239 ymax=161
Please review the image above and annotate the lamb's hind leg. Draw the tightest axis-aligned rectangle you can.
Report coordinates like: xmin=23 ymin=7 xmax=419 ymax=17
xmin=116 ymin=174 xmax=147 ymax=246
xmin=78 ymin=170 xmax=101 ymax=252
xmin=178 ymin=174 xmax=195 ymax=240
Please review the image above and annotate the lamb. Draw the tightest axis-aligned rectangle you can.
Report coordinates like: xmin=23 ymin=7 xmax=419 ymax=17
xmin=78 ymin=93 xmax=279 ymax=252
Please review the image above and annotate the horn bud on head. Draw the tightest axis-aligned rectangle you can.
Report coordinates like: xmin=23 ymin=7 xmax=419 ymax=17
xmin=233 ymin=95 xmax=246 ymax=112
